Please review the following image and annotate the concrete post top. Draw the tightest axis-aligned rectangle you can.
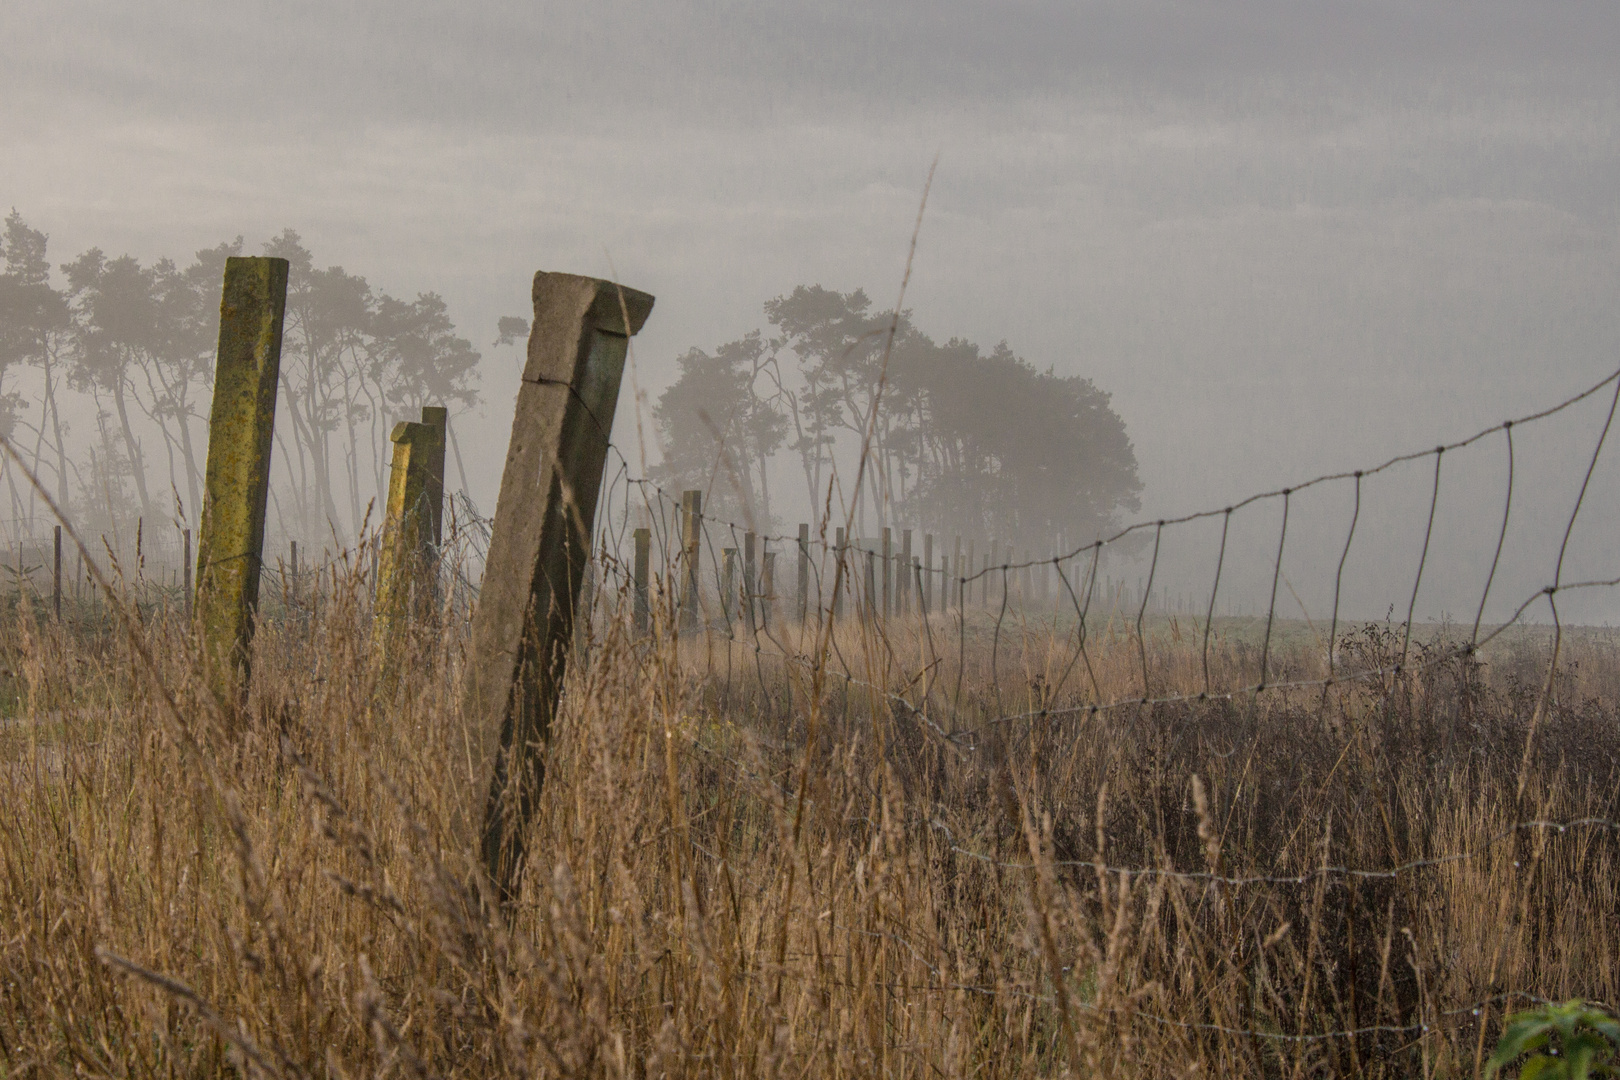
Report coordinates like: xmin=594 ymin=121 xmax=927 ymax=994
xmin=532 ymin=272 xmax=655 ymax=337
xmin=390 ymin=420 xmax=428 ymax=444
xmin=521 ymin=273 xmax=655 ymax=390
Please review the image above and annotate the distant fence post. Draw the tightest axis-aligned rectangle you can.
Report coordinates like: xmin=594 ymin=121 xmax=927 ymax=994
xmin=797 ymin=523 xmax=809 ymax=622
xmin=194 ymin=255 xmax=288 ymax=713
xmin=744 ymin=530 xmax=757 ymax=632
xmin=864 ymin=548 xmax=877 ymax=623
xmin=881 ymin=527 xmax=892 ymax=622
xmin=834 ymin=528 xmax=847 ymax=620
xmin=52 ymin=525 xmax=61 ymax=620
xmin=183 ymin=529 xmax=191 ymax=619
xmin=722 ymin=547 xmax=738 ymax=627
xmin=419 ymin=406 xmax=448 ymax=550
xmin=761 ymin=549 xmax=776 ymax=629
xmin=899 ymin=528 xmax=912 ymax=616
xmin=923 ymin=534 xmax=933 ymax=618
xmin=376 ymin=418 xmax=437 ymax=634
xmin=680 ymin=490 xmax=702 ymax=629
xmin=462 ymin=272 xmax=653 ymax=904
xmin=632 ymin=526 xmax=650 ymax=634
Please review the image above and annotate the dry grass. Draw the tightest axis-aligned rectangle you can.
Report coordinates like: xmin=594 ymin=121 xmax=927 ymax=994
xmin=2 ymin=565 xmax=1619 ymax=1079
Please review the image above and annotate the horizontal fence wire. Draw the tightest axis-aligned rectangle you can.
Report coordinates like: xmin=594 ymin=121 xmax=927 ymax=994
xmin=578 ymin=360 xmax=1620 ymax=747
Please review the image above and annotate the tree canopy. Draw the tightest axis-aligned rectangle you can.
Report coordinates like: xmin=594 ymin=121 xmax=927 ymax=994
xmin=653 ymin=286 xmax=1141 ymax=549
xmin=0 ymin=213 xmax=480 ymax=546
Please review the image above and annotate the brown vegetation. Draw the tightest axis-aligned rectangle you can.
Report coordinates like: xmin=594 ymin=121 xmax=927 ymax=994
xmin=2 ymin=568 xmax=1618 ymax=1078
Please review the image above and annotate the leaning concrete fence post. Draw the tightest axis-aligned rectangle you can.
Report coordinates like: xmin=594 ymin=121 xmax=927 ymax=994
xmin=194 ymin=256 xmax=288 ymax=712
xmin=462 ymin=273 xmax=653 ymax=902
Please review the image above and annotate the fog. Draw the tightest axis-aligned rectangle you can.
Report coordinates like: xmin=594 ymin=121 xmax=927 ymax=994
xmin=4 ymin=0 xmax=1619 ymax=625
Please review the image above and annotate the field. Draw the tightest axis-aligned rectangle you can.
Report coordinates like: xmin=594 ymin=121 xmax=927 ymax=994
xmin=2 ymin=565 xmax=1619 ymax=1079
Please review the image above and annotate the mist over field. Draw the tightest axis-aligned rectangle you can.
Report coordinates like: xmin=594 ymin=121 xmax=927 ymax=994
xmin=12 ymin=8 xmax=1620 ymax=1076
xmin=4 ymin=0 xmax=1620 ymax=624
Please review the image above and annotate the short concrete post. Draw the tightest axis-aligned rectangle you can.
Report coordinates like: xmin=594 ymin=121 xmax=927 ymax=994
xmin=679 ymin=490 xmax=702 ymax=629
xmin=462 ymin=273 xmax=653 ymax=901
xmin=632 ymin=526 xmax=651 ymax=634
xmin=376 ymin=419 xmax=437 ymax=631
xmin=194 ymin=256 xmax=288 ymax=710
xmin=797 ymin=523 xmax=810 ymax=622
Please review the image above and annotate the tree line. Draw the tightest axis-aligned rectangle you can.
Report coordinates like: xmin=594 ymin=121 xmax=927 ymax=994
xmin=0 ymin=211 xmax=479 ymax=550
xmin=648 ymin=285 xmax=1143 ymax=553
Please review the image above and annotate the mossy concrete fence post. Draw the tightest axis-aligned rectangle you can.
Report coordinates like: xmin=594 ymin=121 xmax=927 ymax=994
xmin=462 ymin=273 xmax=653 ymax=901
xmin=377 ymin=406 xmax=447 ymax=633
xmin=194 ymin=256 xmax=288 ymax=713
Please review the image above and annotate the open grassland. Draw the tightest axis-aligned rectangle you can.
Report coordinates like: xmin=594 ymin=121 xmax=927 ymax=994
xmin=2 ymin=572 xmax=1619 ymax=1079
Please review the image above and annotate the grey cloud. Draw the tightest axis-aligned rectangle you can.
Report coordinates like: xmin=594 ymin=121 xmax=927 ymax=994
xmin=7 ymin=1 xmax=1619 ymax=129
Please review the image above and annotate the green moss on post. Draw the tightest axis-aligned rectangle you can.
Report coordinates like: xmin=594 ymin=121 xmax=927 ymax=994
xmin=194 ymin=256 xmax=288 ymax=712
xmin=376 ymin=419 xmax=436 ymax=634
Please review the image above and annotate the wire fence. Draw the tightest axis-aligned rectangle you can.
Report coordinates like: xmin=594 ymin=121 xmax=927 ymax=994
xmin=571 ymin=362 xmax=1620 ymax=737
xmin=12 ymin=361 xmax=1620 ymax=1057
xmin=535 ymin=361 xmax=1620 ymax=1050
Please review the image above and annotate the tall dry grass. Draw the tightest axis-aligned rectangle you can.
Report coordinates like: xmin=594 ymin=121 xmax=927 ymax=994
xmin=2 ymin=562 xmax=1619 ymax=1078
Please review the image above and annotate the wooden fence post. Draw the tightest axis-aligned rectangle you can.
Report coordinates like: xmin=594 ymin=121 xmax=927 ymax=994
xmin=761 ymin=549 xmax=775 ymax=629
xmin=923 ymin=534 xmax=933 ymax=615
xmin=680 ymin=491 xmax=702 ymax=629
xmin=194 ymin=256 xmax=288 ymax=712
xmin=744 ymin=530 xmax=757 ymax=632
xmin=53 ymin=525 xmax=61 ymax=620
xmin=462 ymin=272 xmax=654 ymax=902
xmin=900 ymin=528 xmax=912 ymax=616
xmin=864 ymin=548 xmax=876 ymax=623
xmin=834 ymin=528 xmax=846 ymax=620
xmin=881 ymin=526 xmax=892 ymax=621
xmin=722 ymin=548 xmax=738 ymax=627
xmin=632 ymin=526 xmax=650 ymax=634
xmin=797 ymin=523 xmax=810 ymax=622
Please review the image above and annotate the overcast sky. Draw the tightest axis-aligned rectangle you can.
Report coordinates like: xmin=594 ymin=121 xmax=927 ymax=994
xmin=5 ymin=1 xmax=1620 ymax=621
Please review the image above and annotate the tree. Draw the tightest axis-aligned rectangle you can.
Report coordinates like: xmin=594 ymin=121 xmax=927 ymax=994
xmin=264 ymin=230 xmax=480 ymax=542
xmin=61 ymin=242 xmax=225 ymax=529
xmin=0 ymin=210 xmax=71 ymax=519
xmin=657 ymin=285 xmax=1142 ymax=552
xmin=903 ymin=340 xmax=1141 ymax=545
xmin=652 ymin=331 xmax=788 ymax=530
